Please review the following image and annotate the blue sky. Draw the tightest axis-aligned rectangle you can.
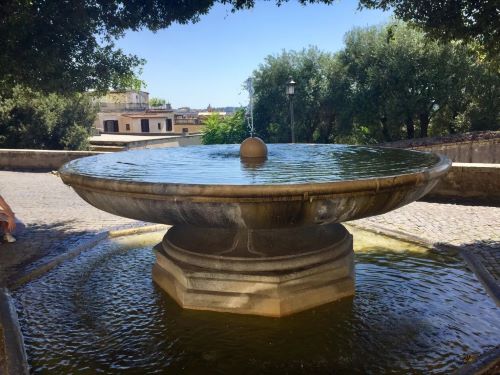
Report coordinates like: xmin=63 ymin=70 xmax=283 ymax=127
xmin=116 ymin=0 xmax=391 ymax=108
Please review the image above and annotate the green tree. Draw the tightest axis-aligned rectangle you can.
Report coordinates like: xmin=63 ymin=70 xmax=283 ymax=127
xmin=360 ymin=0 xmax=499 ymax=61
xmin=340 ymin=22 xmax=487 ymax=140
xmin=202 ymin=109 xmax=248 ymax=145
xmin=253 ymin=47 xmax=335 ymax=143
xmin=0 ymin=86 xmax=97 ymax=150
xmin=0 ymin=0 xmax=334 ymax=95
xmin=252 ymin=22 xmax=498 ymax=144
xmin=1 ymin=1 xmax=497 ymax=95
xmin=149 ymin=98 xmax=167 ymax=107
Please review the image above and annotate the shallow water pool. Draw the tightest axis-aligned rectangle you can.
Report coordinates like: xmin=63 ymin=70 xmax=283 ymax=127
xmin=14 ymin=229 xmax=500 ymax=374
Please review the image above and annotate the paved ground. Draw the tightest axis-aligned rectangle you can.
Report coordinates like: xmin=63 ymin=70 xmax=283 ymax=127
xmin=1 ymin=170 xmax=498 ymax=286
xmin=0 ymin=171 xmax=136 ymax=285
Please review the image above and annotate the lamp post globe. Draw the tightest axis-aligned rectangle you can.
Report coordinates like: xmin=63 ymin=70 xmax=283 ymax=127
xmin=286 ymin=77 xmax=296 ymax=143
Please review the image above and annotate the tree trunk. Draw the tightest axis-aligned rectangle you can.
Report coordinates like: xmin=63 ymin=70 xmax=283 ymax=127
xmin=380 ymin=116 xmax=391 ymax=142
xmin=405 ymin=116 xmax=415 ymax=139
xmin=419 ymin=113 xmax=430 ymax=138
xmin=447 ymin=111 xmax=458 ymax=134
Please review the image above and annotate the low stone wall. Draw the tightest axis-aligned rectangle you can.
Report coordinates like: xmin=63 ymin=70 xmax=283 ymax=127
xmin=0 ymin=136 xmax=202 ymax=170
xmin=426 ymin=163 xmax=500 ymax=204
xmin=411 ymin=138 xmax=499 ymax=164
xmin=0 ymin=149 xmax=103 ymax=171
xmin=384 ymin=134 xmax=500 ymax=204
xmin=90 ymin=134 xmax=202 ymax=151
xmin=124 ymin=134 xmax=202 ymax=149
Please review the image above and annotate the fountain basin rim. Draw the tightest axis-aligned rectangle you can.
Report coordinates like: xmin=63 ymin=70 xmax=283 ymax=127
xmin=59 ymin=154 xmax=450 ymax=200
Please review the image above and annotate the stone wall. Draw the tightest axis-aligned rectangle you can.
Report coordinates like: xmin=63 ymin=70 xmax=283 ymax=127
xmin=0 ymin=149 xmax=103 ymax=171
xmin=0 ymin=135 xmax=202 ymax=171
xmin=123 ymin=134 xmax=202 ymax=149
xmin=411 ymin=138 xmax=499 ymax=163
xmin=426 ymin=163 xmax=500 ymax=204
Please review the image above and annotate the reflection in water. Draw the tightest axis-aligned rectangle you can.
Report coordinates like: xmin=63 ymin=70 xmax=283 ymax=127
xmin=14 ymin=232 xmax=500 ymax=374
xmin=61 ymin=144 xmax=441 ymax=185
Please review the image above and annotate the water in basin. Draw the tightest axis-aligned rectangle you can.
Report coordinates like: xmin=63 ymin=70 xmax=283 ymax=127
xmin=61 ymin=144 xmax=441 ymax=185
xmin=13 ymin=228 xmax=499 ymax=374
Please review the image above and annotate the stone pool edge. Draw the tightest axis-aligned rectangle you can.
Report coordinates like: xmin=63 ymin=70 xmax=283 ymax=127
xmin=0 ymin=223 xmax=168 ymax=375
xmin=347 ymin=222 xmax=500 ymax=307
xmin=1 ymin=222 xmax=498 ymax=375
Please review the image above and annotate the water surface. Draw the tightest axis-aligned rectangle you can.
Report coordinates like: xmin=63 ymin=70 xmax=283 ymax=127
xmin=14 ymin=230 xmax=500 ymax=374
xmin=62 ymin=144 xmax=441 ymax=185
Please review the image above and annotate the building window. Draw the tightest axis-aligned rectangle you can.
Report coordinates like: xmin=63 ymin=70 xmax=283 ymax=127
xmin=158 ymin=122 xmax=162 ymax=130
xmin=103 ymin=120 xmax=119 ymax=132
xmin=141 ymin=119 xmax=150 ymax=133
xmin=126 ymin=124 xmax=130 ymax=131
xmin=182 ymin=128 xmax=189 ymax=134
xmin=166 ymin=119 xmax=172 ymax=131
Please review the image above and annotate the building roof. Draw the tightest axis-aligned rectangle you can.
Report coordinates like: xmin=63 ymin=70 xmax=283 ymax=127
xmin=108 ymin=90 xmax=150 ymax=95
xmin=198 ymin=112 xmax=227 ymax=116
xmin=122 ymin=111 xmax=172 ymax=119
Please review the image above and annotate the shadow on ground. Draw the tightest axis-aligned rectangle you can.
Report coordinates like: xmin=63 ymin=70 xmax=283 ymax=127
xmin=0 ymin=220 xmax=100 ymax=286
xmin=421 ymin=196 xmax=500 ymax=207
xmin=435 ymin=239 xmax=500 ymax=307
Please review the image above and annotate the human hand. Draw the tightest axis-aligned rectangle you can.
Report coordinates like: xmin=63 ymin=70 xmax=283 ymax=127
xmin=7 ymin=213 xmax=16 ymax=232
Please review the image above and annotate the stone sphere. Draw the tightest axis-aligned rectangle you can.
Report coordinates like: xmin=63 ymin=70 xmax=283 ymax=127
xmin=240 ymin=137 xmax=268 ymax=159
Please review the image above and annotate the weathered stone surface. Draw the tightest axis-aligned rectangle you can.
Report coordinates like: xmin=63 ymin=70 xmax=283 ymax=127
xmin=59 ymin=153 xmax=450 ymax=229
xmin=58 ymin=148 xmax=450 ymax=316
xmin=426 ymin=163 xmax=500 ymax=203
xmin=153 ymin=224 xmax=355 ymax=317
xmin=0 ymin=149 xmax=103 ymax=171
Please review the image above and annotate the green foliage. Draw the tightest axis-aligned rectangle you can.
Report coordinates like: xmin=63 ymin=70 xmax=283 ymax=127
xmin=252 ymin=22 xmax=498 ymax=144
xmin=253 ymin=47 xmax=335 ymax=143
xmin=202 ymin=110 xmax=248 ymax=145
xmin=360 ymin=1 xmax=499 ymax=61
xmin=1 ymin=1 xmax=497 ymax=95
xmin=0 ymin=1 xmax=334 ymax=95
xmin=149 ymin=98 xmax=167 ymax=107
xmin=0 ymin=86 xmax=97 ymax=150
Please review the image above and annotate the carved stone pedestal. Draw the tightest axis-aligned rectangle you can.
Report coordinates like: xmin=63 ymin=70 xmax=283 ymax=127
xmin=152 ymin=223 xmax=354 ymax=317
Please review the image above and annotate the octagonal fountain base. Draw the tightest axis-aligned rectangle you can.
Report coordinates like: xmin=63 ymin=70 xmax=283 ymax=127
xmin=152 ymin=223 xmax=354 ymax=317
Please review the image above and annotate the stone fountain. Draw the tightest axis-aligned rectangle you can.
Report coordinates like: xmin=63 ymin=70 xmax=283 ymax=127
xmin=60 ymin=143 xmax=450 ymax=317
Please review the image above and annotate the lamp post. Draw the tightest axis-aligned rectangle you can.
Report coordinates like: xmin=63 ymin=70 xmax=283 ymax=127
xmin=286 ymin=77 xmax=296 ymax=143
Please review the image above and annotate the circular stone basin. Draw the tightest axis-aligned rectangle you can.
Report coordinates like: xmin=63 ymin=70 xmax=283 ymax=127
xmin=60 ymin=144 xmax=451 ymax=316
xmin=60 ymin=144 xmax=450 ymax=229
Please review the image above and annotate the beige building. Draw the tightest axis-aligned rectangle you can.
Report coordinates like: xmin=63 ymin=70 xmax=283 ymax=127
xmin=172 ymin=108 xmax=228 ymax=134
xmin=94 ymin=90 xmax=180 ymax=134
xmin=173 ymin=113 xmax=204 ymax=134
xmin=93 ymin=90 xmax=226 ymax=135
xmin=96 ymin=110 xmax=175 ymax=134
xmin=121 ymin=111 xmax=175 ymax=133
xmin=99 ymin=90 xmax=149 ymax=112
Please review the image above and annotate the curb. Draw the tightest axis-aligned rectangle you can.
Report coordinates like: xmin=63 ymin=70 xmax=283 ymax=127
xmin=7 ymin=224 xmax=169 ymax=290
xmin=347 ymin=222 xmax=437 ymax=249
xmin=0 ymin=224 xmax=168 ymax=375
xmin=349 ymin=221 xmax=500 ymax=374
xmin=8 ymin=231 xmax=108 ymax=291
xmin=454 ymin=346 xmax=500 ymax=375
xmin=348 ymin=221 xmax=500 ymax=305
xmin=459 ymin=250 xmax=500 ymax=307
xmin=0 ymin=288 xmax=28 ymax=375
